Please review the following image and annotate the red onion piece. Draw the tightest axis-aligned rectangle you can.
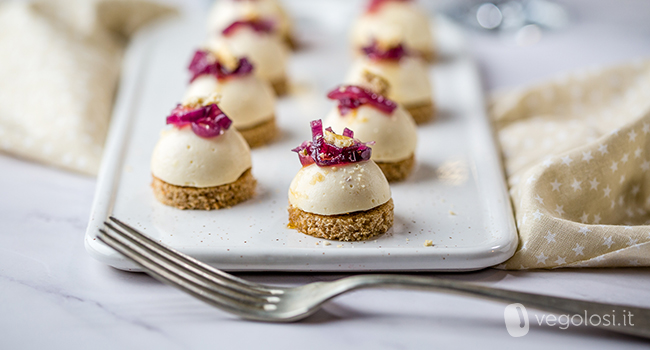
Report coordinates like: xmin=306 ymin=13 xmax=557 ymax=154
xmin=166 ymin=105 xmax=205 ymax=127
xmin=188 ymin=50 xmax=211 ymax=79
xmin=367 ymin=0 xmax=412 ymax=13
xmin=222 ymin=19 xmax=275 ymax=36
xmin=311 ymin=119 xmax=324 ymax=139
xmin=188 ymin=50 xmax=254 ymax=82
xmin=327 ymin=85 xmax=398 ymax=116
xmin=361 ymin=40 xmax=407 ymax=61
xmin=292 ymin=119 xmax=373 ymax=167
xmin=166 ymin=103 xmax=232 ymax=138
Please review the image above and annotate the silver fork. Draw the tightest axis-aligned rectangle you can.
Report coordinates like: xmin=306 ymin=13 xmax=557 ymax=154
xmin=99 ymin=217 xmax=650 ymax=338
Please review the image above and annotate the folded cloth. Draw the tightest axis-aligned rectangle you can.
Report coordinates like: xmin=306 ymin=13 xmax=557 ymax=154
xmin=0 ymin=0 xmax=174 ymax=175
xmin=491 ymin=60 xmax=650 ymax=269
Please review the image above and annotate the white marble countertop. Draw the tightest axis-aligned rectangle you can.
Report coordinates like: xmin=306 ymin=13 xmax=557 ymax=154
xmin=2 ymin=1 xmax=650 ymax=349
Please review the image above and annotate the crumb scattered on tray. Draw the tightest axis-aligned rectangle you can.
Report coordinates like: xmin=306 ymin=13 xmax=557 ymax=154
xmin=449 ymin=210 xmax=456 ymax=215
xmin=324 ymin=242 xmax=331 ymax=246
xmin=423 ymin=240 xmax=434 ymax=247
xmin=337 ymin=244 xmax=343 ymax=248
xmin=406 ymin=238 xmax=410 ymax=241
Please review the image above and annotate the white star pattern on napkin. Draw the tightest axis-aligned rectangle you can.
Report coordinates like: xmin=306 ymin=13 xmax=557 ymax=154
xmin=491 ymin=60 xmax=650 ymax=269
xmin=573 ymin=243 xmax=585 ymax=256
xmin=551 ymin=179 xmax=562 ymax=191
xmin=571 ymin=179 xmax=582 ymax=191
xmin=545 ymin=231 xmax=556 ymax=243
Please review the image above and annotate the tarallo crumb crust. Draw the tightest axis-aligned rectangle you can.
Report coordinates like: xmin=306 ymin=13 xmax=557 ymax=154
xmin=405 ymin=101 xmax=435 ymax=124
xmin=284 ymin=34 xmax=298 ymax=50
xmin=152 ymin=169 xmax=256 ymax=210
xmin=420 ymin=49 xmax=436 ymax=63
xmin=288 ymin=199 xmax=394 ymax=241
xmin=238 ymin=116 xmax=277 ymax=148
xmin=271 ymin=78 xmax=289 ymax=96
xmin=376 ymin=153 xmax=415 ymax=182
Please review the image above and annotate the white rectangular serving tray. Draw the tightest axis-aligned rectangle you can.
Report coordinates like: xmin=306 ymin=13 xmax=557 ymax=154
xmin=85 ymin=4 xmax=517 ymax=272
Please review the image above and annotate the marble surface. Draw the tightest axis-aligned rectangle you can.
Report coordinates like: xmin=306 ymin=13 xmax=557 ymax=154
xmin=2 ymin=0 xmax=650 ymax=349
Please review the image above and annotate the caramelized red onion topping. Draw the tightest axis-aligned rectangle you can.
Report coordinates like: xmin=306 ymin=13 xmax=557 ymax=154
xmin=222 ymin=19 xmax=275 ymax=36
xmin=188 ymin=50 xmax=254 ymax=82
xmin=327 ymin=85 xmax=397 ymax=116
xmin=166 ymin=104 xmax=232 ymax=138
xmin=361 ymin=40 xmax=407 ymax=61
xmin=367 ymin=0 xmax=412 ymax=13
xmin=292 ymin=120 xmax=373 ymax=167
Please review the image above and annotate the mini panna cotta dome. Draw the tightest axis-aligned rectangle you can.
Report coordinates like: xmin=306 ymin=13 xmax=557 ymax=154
xmin=287 ymin=120 xmax=393 ymax=241
xmin=346 ymin=40 xmax=434 ymax=124
xmin=151 ymin=94 xmax=256 ymax=210
xmin=207 ymin=0 xmax=294 ymax=48
xmin=324 ymin=74 xmax=418 ymax=181
xmin=151 ymin=125 xmax=251 ymax=188
xmin=289 ymin=155 xmax=391 ymax=216
xmin=350 ymin=0 xmax=435 ymax=62
xmin=183 ymin=48 xmax=277 ymax=147
xmin=206 ymin=12 xmax=290 ymax=95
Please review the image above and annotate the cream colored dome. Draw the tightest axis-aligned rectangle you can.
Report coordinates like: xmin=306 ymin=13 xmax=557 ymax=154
xmin=207 ymin=28 xmax=289 ymax=83
xmin=207 ymin=0 xmax=291 ymax=38
xmin=350 ymin=1 xmax=434 ymax=56
xmin=346 ymin=56 xmax=432 ymax=106
xmin=151 ymin=126 xmax=251 ymax=187
xmin=288 ymin=161 xmax=391 ymax=215
xmin=324 ymin=104 xmax=417 ymax=163
xmin=184 ymin=74 xmax=275 ymax=129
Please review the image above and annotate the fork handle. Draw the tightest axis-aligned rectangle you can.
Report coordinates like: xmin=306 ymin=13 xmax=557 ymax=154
xmin=330 ymin=274 xmax=650 ymax=339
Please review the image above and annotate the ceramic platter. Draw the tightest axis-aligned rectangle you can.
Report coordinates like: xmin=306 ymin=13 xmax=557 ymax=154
xmin=85 ymin=3 xmax=517 ymax=271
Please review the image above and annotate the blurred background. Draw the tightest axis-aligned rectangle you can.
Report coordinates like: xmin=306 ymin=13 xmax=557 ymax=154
xmin=170 ymin=0 xmax=650 ymax=91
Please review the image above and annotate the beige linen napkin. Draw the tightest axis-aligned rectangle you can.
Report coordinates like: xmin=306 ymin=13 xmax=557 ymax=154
xmin=491 ymin=60 xmax=650 ymax=269
xmin=0 ymin=0 xmax=173 ymax=175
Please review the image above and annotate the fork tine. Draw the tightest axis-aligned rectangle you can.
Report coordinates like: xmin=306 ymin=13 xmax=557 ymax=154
xmin=98 ymin=228 xmax=277 ymax=319
xmin=108 ymin=217 xmax=282 ymax=295
xmin=102 ymin=222 xmax=273 ymax=304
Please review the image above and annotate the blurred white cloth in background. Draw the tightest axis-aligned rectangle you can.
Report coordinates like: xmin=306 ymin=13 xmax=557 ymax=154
xmin=0 ymin=0 xmax=173 ymax=175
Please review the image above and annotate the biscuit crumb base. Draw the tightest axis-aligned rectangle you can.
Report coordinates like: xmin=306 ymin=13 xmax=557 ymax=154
xmin=152 ymin=169 xmax=256 ymax=210
xmin=288 ymin=199 xmax=394 ymax=241
xmin=406 ymin=100 xmax=435 ymax=125
xmin=284 ymin=34 xmax=298 ymax=50
xmin=419 ymin=48 xmax=436 ymax=63
xmin=376 ymin=153 xmax=415 ymax=182
xmin=238 ymin=117 xmax=277 ymax=148
xmin=271 ymin=77 xmax=289 ymax=96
